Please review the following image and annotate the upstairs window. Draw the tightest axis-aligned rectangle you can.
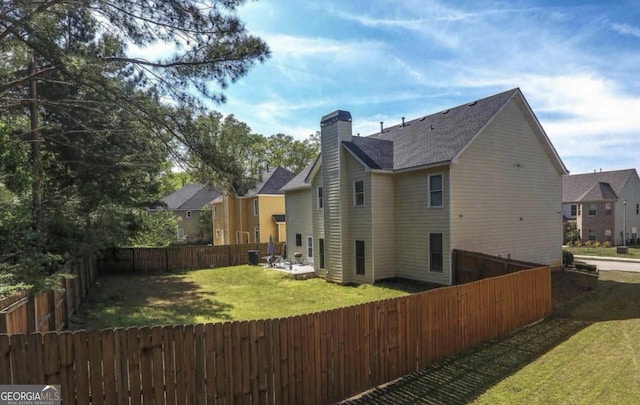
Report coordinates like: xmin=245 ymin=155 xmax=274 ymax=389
xmin=605 ymin=203 xmax=612 ymax=215
xmin=295 ymin=233 xmax=302 ymax=247
xmin=570 ymin=205 xmax=577 ymax=217
xmin=253 ymin=199 xmax=259 ymax=216
xmin=212 ymin=206 xmax=217 ymax=218
xmin=354 ymin=181 xmax=365 ymax=207
xmin=428 ymin=174 xmax=443 ymax=208
xmin=588 ymin=203 xmax=597 ymax=216
xmin=317 ymin=187 xmax=323 ymax=209
xmin=637 ymin=203 xmax=639 ymax=215
xmin=186 ymin=210 xmax=192 ymax=219
xmin=578 ymin=205 xmax=581 ymax=215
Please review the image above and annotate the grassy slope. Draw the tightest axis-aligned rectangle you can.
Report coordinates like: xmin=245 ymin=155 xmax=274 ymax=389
xmin=473 ymin=271 xmax=640 ymax=404
xmin=73 ymin=265 xmax=434 ymax=329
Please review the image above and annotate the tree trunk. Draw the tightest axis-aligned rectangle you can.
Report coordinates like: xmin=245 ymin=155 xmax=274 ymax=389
xmin=29 ymin=50 xmax=42 ymax=231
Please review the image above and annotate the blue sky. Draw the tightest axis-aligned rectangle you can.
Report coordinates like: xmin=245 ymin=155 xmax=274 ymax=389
xmin=140 ymin=0 xmax=640 ymax=174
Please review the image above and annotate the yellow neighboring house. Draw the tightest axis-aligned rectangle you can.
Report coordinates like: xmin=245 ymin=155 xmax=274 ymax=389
xmin=211 ymin=166 xmax=296 ymax=245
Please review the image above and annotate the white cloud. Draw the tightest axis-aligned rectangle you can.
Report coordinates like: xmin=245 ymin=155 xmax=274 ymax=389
xmin=611 ymin=23 xmax=640 ymax=38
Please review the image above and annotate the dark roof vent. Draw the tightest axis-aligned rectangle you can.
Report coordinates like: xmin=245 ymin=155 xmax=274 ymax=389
xmin=419 ymin=116 xmax=427 ymax=121
xmin=468 ymin=101 xmax=478 ymax=106
xmin=380 ymin=121 xmax=384 ymax=133
xmin=441 ymin=109 xmax=449 ymax=114
xmin=401 ymin=117 xmax=405 ymax=127
xmin=430 ymin=124 xmax=434 ymax=130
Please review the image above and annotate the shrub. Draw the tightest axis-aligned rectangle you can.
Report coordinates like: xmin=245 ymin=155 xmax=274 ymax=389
xmin=575 ymin=262 xmax=597 ymax=272
xmin=583 ymin=240 xmax=593 ymax=248
xmin=562 ymin=250 xmax=574 ymax=266
xmin=592 ymin=241 xmax=601 ymax=248
xmin=574 ymin=240 xmax=583 ymax=247
xmin=603 ymin=241 xmax=612 ymax=248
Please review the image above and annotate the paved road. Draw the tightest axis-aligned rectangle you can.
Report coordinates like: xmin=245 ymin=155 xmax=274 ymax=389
xmin=579 ymin=258 xmax=640 ymax=272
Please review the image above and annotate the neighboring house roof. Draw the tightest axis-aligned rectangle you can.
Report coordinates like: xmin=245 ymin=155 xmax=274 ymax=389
xmin=272 ymin=214 xmax=286 ymax=223
xmin=162 ymin=183 xmax=203 ymax=210
xmin=162 ymin=183 xmax=221 ymax=210
xmin=563 ymin=169 xmax=636 ymax=202
xmin=280 ymin=164 xmax=313 ymax=192
xmin=245 ymin=166 xmax=296 ymax=196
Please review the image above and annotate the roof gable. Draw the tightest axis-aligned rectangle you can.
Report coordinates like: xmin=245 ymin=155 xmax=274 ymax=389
xmin=245 ymin=166 xmax=296 ymax=196
xmin=162 ymin=183 xmax=205 ymax=210
xmin=563 ymin=169 xmax=635 ymax=202
xmin=343 ymin=137 xmax=393 ymax=170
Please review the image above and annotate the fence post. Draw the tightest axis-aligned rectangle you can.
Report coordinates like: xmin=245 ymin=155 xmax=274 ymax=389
xmin=48 ymin=290 xmax=57 ymax=331
xmin=131 ymin=248 xmax=136 ymax=273
xmin=228 ymin=245 xmax=232 ymax=266
xmin=451 ymin=250 xmax=458 ymax=284
xmin=165 ymin=249 xmax=169 ymax=272
xmin=27 ymin=294 xmax=36 ymax=333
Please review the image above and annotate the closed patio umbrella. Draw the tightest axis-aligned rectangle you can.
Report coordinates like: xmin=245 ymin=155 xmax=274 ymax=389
xmin=267 ymin=235 xmax=275 ymax=256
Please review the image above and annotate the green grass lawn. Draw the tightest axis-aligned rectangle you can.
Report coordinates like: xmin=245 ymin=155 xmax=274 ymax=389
xmin=72 ymin=265 xmax=435 ymax=329
xmin=472 ymin=270 xmax=640 ymax=404
xmin=566 ymin=245 xmax=640 ymax=258
xmin=343 ymin=271 xmax=640 ymax=404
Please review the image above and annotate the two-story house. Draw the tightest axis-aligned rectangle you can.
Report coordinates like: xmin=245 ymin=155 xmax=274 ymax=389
xmin=282 ymin=88 xmax=568 ymax=285
xmin=211 ymin=166 xmax=296 ymax=245
xmin=562 ymin=169 xmax=640 ymax=245
xmin=160 ymin=183 xmax=221 ymax=242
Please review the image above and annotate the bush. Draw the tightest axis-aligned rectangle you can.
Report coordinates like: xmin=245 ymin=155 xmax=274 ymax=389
xmin=603 ymin=241 xmax=612 ymax=248
xmin=574 ymin=240 xmax=583 ymax=247
xmin=592 ymin=241 xmax=601 ymax=248
xmin=575 ymin=262 xmax=597 ymax=272
xmin=562 ymin=250 xmax=574 ymax=266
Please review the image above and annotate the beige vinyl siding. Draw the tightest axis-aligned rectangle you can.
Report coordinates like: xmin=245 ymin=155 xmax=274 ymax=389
xmin=342 ymin=152 xmax=372 ymax=284
xmin=394 ymin=167 xmax=451 ymax=285
xmin=450 ymin=98 xmax=563 ymax=268
xmin=285 ymin=189 xmax=312 ymax=261
xmin=371 ymin=172 xmax=395 ymax=280
xmin=321 ymin=120 xmax=351 ymax=283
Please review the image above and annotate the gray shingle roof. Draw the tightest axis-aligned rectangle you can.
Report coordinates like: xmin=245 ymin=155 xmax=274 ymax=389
xmin=180 ymin=188 xmax=221 ymax=210
xmin=272 ymin=214 xmax=286 ymax=223
xmin=162 ymin=183 xmax=204 ymax=210
xmin=280 ymin=163 xmax=313 ymax=192
xmin=162 ymin=183 xmax=221 ymax=210
xmin=245 ymin=166 xmax=296 ymax=196
xmin=563 ymin=169 xmax=635 ymax=202
xmin=366 ymin=88 xmax=518 ymax=170
xmin=343 ymin=137 xmax=394 ymax=170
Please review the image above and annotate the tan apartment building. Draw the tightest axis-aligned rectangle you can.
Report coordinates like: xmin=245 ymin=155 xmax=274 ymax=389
xmin=158 ymin=183 xmax=221 ymax=242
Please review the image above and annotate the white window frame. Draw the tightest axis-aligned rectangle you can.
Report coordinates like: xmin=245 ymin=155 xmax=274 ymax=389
xmin=254 ymin=227 xmax=260 ymax=243
xmin=295 ymin=233 xmax=302 ymax=247
xmin=186 ymin=210 xmax=192 ymax=219
xmin=253 ymin=199 xmax=259 ymax=216
xmin=428 ymin=173 xmax=443 ymax=208
xmin=588 ymin=203 xmax=597 ymax=216
xmin=215 ymin=229 xmax=221 ymax=239
xmin=212 ymin=206 xmax=217 ymax=218
xmin=317 ymin=186 xmax=323 ymax=209
xmin=353 ymin=180 xmax=365 ymax=207
xmin=605 ymin=203 xmax=611 ymax=215
xmin=177 ymin=228 xmax=185 ymax=240
xmin=570 ymin=204 xmax=577 ymax=217
xmin=307 ymin=236 xmax=313 ymax=258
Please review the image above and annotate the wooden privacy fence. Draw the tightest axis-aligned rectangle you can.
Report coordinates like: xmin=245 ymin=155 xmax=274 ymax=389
xmin=0 ymin=257 xmax=97 ymax=335
xmin=453 ymin=249 xmax=542 ymax=284
xmin=0 ymin=266 xmax=551 ymax=405
xmin=99 ymin=243 xmax=285 ymax=274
